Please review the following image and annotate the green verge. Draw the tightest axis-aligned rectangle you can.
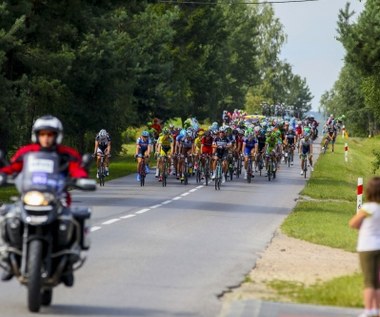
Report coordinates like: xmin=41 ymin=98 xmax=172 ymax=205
xmin=271 ymin=135 xmax=380 ymax=307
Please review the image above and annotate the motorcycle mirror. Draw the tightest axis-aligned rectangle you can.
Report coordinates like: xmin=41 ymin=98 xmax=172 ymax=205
xmin=81 ymin=153 xmax=93 ymax=170
xmin=75 ymin=178 xmax=97 ymax=191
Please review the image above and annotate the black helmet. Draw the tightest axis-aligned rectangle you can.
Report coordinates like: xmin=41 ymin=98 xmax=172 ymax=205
xmin=31 ymin=115 xmax=63 ymax=144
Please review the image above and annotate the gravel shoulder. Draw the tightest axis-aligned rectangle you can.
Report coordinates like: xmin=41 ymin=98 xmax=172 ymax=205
xmin=222 ymin=229 xmax=360 ymax=303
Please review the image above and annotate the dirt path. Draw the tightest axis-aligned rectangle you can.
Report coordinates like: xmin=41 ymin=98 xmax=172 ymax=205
xmin=222 ymin=230 xmax=360 ymax=302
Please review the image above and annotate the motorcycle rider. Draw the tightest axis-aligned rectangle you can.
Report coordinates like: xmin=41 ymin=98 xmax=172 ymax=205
xmin=0 ymin=115 xmax=89 ymax=283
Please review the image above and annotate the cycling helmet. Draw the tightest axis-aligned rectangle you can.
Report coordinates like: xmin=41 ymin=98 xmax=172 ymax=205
xmin=186 ymin=130 xmax=193 ymax=137
xmin=99 ymin=129 xmax=107 ymax=137
xmin=204 ymin=130 xmax=211 ymax=137
xmin=219 ymin=127 xmax=226 ymax=133
xmin=197 ymin=128 xmax=205 ymax=136
xmin=162 ymin=127 xmax=170 ymax=135
xmin=31 ymin=115 xmax=63 ymax=144
xmin=141 ymin=131 xmax=149 ymax=137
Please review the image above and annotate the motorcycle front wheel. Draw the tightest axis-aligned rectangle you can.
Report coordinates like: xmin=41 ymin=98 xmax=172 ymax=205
xmin=28 ymin=239 xmax=43 ymax=312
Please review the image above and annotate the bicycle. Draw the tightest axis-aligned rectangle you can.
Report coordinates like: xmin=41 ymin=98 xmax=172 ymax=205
xmin=137 ymin=156 xmax=147 ymax=187
xmin=214 ymin=157 xmax=223 ymax=190
xmin=226 ymin=152 xmax=234 ymax=181
xmin=97 ymin=154 xmax=106 ymax=186
xmin=181 ymin=154 xmax=191 ymax=185
xmin=321 ymin=134 xmax=333 ymax=154
xmin=266 ymin=152 xmax=277 ymax=181
xmin=159 ymin=155 xmax=170 ymax=187
xmin=246 ymin=155 xmax=254 ymax=184
xmin=195 ymin=155 xmax=202 ymax=184
xmin=256 ymin=151 xmax=265 ymax=176
xmin=235 ymin=153 xmax=243 ymax=178
xmin=284 ymin=144 xmax=295 ymax=167
xmin=300 ymin=153 xmax=308 ymax=178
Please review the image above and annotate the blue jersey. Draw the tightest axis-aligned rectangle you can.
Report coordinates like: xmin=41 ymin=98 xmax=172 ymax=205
xmin=243 ymin=137 xmax=257 ymax=149
xmin=136 ymin=137 xmax=151 ymax=152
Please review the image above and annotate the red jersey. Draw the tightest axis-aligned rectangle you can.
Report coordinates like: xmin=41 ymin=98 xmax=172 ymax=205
xmin=0 ymin=144 xmax=88 ymax=179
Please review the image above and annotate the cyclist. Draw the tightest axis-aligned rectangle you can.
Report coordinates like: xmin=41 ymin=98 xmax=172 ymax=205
xmin=255 ymin=127 xmax=267 ymax=172
xmin=323 ymin=120 xmax=338 ymax=152
xmin=135 ymin=131 xmax=151 ymax=182
xmin=284 ymin=126 xmax=296 ymax=166
xmin=211 ymin=127 xmax=231 ymax=179
xmin=265 ymin=128 xmax=279 ymax=174
xmin=156 ymin=127 xmax=173 ymax=182
xmin=94 ymin=129 xmax=111 ymax=177
xmin=299 ymin=130 xmax=314 ymax=175
xmin=177 ymin=129 xmax=194 ymax=181
xmin=242 ymin=130 xmax=258 ymax=179
xmin=193 ymin=129 xmax=204 ymax=173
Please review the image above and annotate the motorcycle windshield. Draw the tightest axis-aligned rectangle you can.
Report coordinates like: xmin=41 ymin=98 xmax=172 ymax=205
xmin=18 ymin=152 xmax=65 ymax=195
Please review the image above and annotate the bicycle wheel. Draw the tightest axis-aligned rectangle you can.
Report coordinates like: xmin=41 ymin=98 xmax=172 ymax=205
xmin=99 ymin=166 xmax=105 ymax=186
xmin=289 ymin=150 xmax=294 ymax=166
xmin=267 ymin=160 xmax=272 ymax=181
xmin=247 ymin=160 xmax=252 ymax=184
xmin=196 ymin=163 xmax=201 ymax=183
xmin=204 ymin=158 xmax=210 ymax=186
xmin=236 ymin=156 xmax=242 ymax=178
xmin=215 ymin=161 xmax=221 ymax=190
xmin=162 ymin=159 xmax=167 ymax=187
xmin=184 ymin=162 xmax=188 ymax=185
xmin=139 ymin=161 xmax=146 ymax=187
xmin=304 ymin=160 xmax=307 ymax=179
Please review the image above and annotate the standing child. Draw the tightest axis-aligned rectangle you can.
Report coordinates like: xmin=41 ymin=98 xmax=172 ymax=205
xmin=349 ymin=177 xmax=380 ymax=317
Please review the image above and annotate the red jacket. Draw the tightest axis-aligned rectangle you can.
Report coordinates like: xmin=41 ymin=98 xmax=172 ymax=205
xmin=0 ymin=144 xmax=88 ymax=179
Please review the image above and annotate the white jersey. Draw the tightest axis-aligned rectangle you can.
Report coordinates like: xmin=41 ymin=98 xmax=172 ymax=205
xmin=357 ymin=202 xmax=380 ymax=252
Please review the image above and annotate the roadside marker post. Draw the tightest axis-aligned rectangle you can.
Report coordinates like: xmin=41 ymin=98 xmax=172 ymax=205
xmin=342 ymin=125 xmax=345 ymax=138
xmin=344 ymin=143 xmax=348 ymax=162
xmin=357 ymin=177 xmax=363 ymax=213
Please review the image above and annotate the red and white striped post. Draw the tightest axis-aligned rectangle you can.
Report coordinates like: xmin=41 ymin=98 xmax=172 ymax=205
xmin=357 ymin=177 xmax=363 ymax=212
xmin=344 ymin=143 xmax=348 ymax=162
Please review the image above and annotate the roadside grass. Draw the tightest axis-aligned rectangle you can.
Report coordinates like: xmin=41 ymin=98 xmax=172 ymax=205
xmin=267 ymin=273 xmax=362 ymax=307
xmin=301 ymin=136 xmax=377 ymax=201
xmin=270 ymin=135 xmax=380 ymax=308
xmin=282 ymin=201 xmax=357 ymax=252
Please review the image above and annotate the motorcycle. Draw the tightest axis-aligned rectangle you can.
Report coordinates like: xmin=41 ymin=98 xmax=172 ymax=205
xmin=0 ymin=150 xmax=96 ymax=312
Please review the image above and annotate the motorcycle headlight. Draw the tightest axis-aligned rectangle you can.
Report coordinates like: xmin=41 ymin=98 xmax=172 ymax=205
xmin=23 ymin=191 xmax=54 ymax=206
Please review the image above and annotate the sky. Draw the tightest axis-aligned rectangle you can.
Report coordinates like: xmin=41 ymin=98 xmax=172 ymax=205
xmin=272 ymin=0 xmax=364 ymax=111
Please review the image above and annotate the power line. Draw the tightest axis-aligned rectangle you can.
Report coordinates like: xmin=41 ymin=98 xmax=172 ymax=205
xmin=158 ymin=0 xmax=320 ymax=5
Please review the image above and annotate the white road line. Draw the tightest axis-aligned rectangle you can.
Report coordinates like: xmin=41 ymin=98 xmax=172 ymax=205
xmin=172 ymin=196 xmax=182 ymax=200
xmin=120 ymin=214 xmax=136 ymax=219
xmin=91 ymin=226 xmax=102 ymax=232
xmin=189 ymin=188 xmax=198 ymax=193
xmin=162 ymin=200 xmax=172 ymax=205
xmin=181 ymin=192 xmax=190 ymax=197
xmin=150 ymin=204 xmax=162 ymax=209
xmin=102 ymin=218 xmax=121 ymax=225
xmin=135 ymin=208 xmax=151 ymax=214
xmin=196 ymin=185 xmax=204 ymax=189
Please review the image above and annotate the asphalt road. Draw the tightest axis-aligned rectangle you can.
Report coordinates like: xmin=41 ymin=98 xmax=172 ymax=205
xmin=0 ymin=145 xmax=335 ymax=317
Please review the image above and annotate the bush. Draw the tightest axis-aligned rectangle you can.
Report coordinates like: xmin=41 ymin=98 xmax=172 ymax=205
xmin=122 ymin=127 xmax=138 ymax=143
